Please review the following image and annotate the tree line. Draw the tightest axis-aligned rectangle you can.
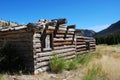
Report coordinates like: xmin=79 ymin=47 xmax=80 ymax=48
xmin=95 ymin=33 xmax=120 ymax=45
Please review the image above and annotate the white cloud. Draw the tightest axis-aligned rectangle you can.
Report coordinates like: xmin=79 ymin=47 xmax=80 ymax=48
xmin=88 ymin=24 xmax=110 ymax=32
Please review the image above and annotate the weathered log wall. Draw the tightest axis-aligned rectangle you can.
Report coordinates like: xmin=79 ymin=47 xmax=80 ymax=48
xmin=0 ymin=19 xmax=96 ymax=74
xmin=0 ymin=29 xmax=34 ymax=72
xmin=76 ymin=36 xmax=96 ymax=55
xmin=34 ymin=24 xmax=76 ymax=74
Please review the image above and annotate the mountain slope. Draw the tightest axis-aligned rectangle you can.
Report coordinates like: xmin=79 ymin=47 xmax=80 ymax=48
xmin=76 ymin=29 xmax=96 ymax=37
xmin=95 ymin=20 xmax=120 ymax=37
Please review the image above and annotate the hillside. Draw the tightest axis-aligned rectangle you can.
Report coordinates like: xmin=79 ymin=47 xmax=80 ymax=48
xmin=76 ymin=29 xmax=96 ymax=37
xmin=0 ymin=20 xmax=18 ymax=28
xmin=95 ymin=20 xmax=120 ymax=37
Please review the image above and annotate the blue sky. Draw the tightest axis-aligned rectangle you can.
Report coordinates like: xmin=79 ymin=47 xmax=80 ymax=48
xmin=0 ymin=0 xmax=120 ymax=32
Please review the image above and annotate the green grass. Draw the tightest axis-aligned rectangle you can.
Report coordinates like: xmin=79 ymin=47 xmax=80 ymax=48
xmin=0 ymin=74 xmax=3 ymax=80
xmin=76 ymin=53 xmax=94 ymax=65
xmin=50 ymin=55 xmax=66 ymax=73
xmin=66 ymin=59 xmax=78 ymax=70
xmin=50 ymin=53 xmax=95 ymax=73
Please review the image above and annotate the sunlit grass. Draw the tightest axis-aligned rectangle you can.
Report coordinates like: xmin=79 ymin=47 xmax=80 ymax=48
xmin=0 ymin=74 xmax=3 ymax=80
xmin=50 ymin=55 xmax=66 ymax=73
xmin=82 ymin=44 xmax=120 ymax=80
xmin=83 ymin=63 xmax=107 ymax=80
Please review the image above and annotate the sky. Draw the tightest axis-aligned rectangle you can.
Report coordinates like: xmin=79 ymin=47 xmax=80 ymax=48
xmin=0 ymin=0 xmax=120 ymax=32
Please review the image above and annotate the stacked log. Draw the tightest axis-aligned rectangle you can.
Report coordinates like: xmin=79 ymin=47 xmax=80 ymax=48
xmin=0 ymin=18 xmax=96 ymax=74
xmin=76 ymin=36 xmax=96 ymax=54
xmin=76 ymin=36 xmax=86 ymax=54
xmin=34 ymin=23 xmax=76 ymax=74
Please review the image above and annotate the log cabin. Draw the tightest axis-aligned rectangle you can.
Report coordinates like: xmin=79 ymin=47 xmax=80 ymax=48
xmin=0 ymin=18 xmax=96 ymax=74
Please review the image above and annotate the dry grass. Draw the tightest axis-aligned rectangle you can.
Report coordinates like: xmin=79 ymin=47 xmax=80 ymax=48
xmin=83 ymin=44 xmax=120 ymax=80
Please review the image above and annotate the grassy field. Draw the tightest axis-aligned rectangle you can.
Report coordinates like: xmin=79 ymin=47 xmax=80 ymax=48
xmin=82 ymin=44 xmax=120 ymax=80
xmin=1 ymin=44 xmax=120 ymax=80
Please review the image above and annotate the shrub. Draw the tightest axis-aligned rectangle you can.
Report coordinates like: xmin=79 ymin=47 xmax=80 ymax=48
xmin=67 ymin=59 xmax=78 ymax=70
xmin=50 ymin=55 xmax=66 ymax=73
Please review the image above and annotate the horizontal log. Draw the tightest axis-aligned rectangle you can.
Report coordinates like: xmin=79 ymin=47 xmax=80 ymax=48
xmin=85 ymin=40 xmax=90 ymax=42
xmin=76 ymin=48 xmax=87 ymax=52
xmin=67 ymin=31 xmax=74 ymax=34
xmin=37 ymin=52 xmax=53 ymax=57
xmin=54 ymin=45 xmax=75 ymax=50
xmin=53 ymin=38 xmax=73 ymax=41
xmin=48 ymin=26 xmax=55 ymax=30
xmin=34 ymin=66 xmax=49 ymax=74
xmin=76 ymin=42 xmax=86 ymax=45
xmin=65 ymin=38 xmax=73 ymax=41
xmin=90 ymin=44 xmax=96 ymax=46
xmin=76 ymin=36 xmax=84 ymax=39
xmin=84 ymin=40 xmax=95 ymax=42
xmin=90 ymin=41 xmax=96 ymax=43
xmin=33 ymin=43 xmax=41 ymax=49
xmin=59 ymin=25 xmax=67 ymax=28
xmin=66 ymin=35 xmax=73 ymax=37
xmin=37 ymin=48 xmax=76 ymax=57
xmin=64 ymin=55 xmax=76 ymax=60
xmin=36 ymin=56 xmax=51 ymax=62
xmin=59 ymin=51 xmax=76 ymax=57
xmin=53 ymin=38 xmax=64 ymax=41
xmin=55 ymin=39 xmax=73 ymax=43
xmin=0 ymin=29 xmax=28 ymax=35
xmin=35 ymin=48 xmax=41 ymax=53
xmin=46 ymin=29 xmax=54 ymax=33
xmin=83 ymin=37 xmax=95 ymax=40
xmin=33 ymin=38 xmax=41 ymax=43
xmin=68 ymin=29 xmax=75 ymax=32
xmin=59 ymin=27 xmax=67 ymax=31
xmin=76 ymin=45 xmax=86 ymax=48
xmin=76 ymin=39 xmax=85 ymax=42
xmin=55 ymin=34 xmax=64 ymax=38
xmin=35 ymin=61 xmax=50 ymax=69
xmin=57 ymin=30 xmax=66 ymax=34
xmin=54 ymin=40 xmax=73 ymax=43
xmin=53 ymin=42 xmax=73 ymax=46
xmin=53 ymin=48 xmax=75 ymax=53
xmin=90 ymin=45 xmax=96 ymax=48
xmin=33 ymin=33 xmax=41 ymax=38
xmin=0 ymin=32 xmax=33 ymax=39
xmin=90 ymin=47 xmax=96 ymax=50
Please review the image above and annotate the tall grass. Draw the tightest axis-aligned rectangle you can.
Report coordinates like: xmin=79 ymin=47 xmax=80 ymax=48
xmin=50 ymin=53 xmax=95 ymax=73
xmin=0 ymin=74 xmax=3 ymax=80
xmin=50 ymin=55 xmax=66 ymax=73
xmin=83 ymin=63 xmax=107 ymax=80
xmin=76 ymin=53 xmax=93 ymax=65
xmin=66 ymin=59 xmax=78 ymax=70
xmin=82 ymin=45 xmax=120 ymax=80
